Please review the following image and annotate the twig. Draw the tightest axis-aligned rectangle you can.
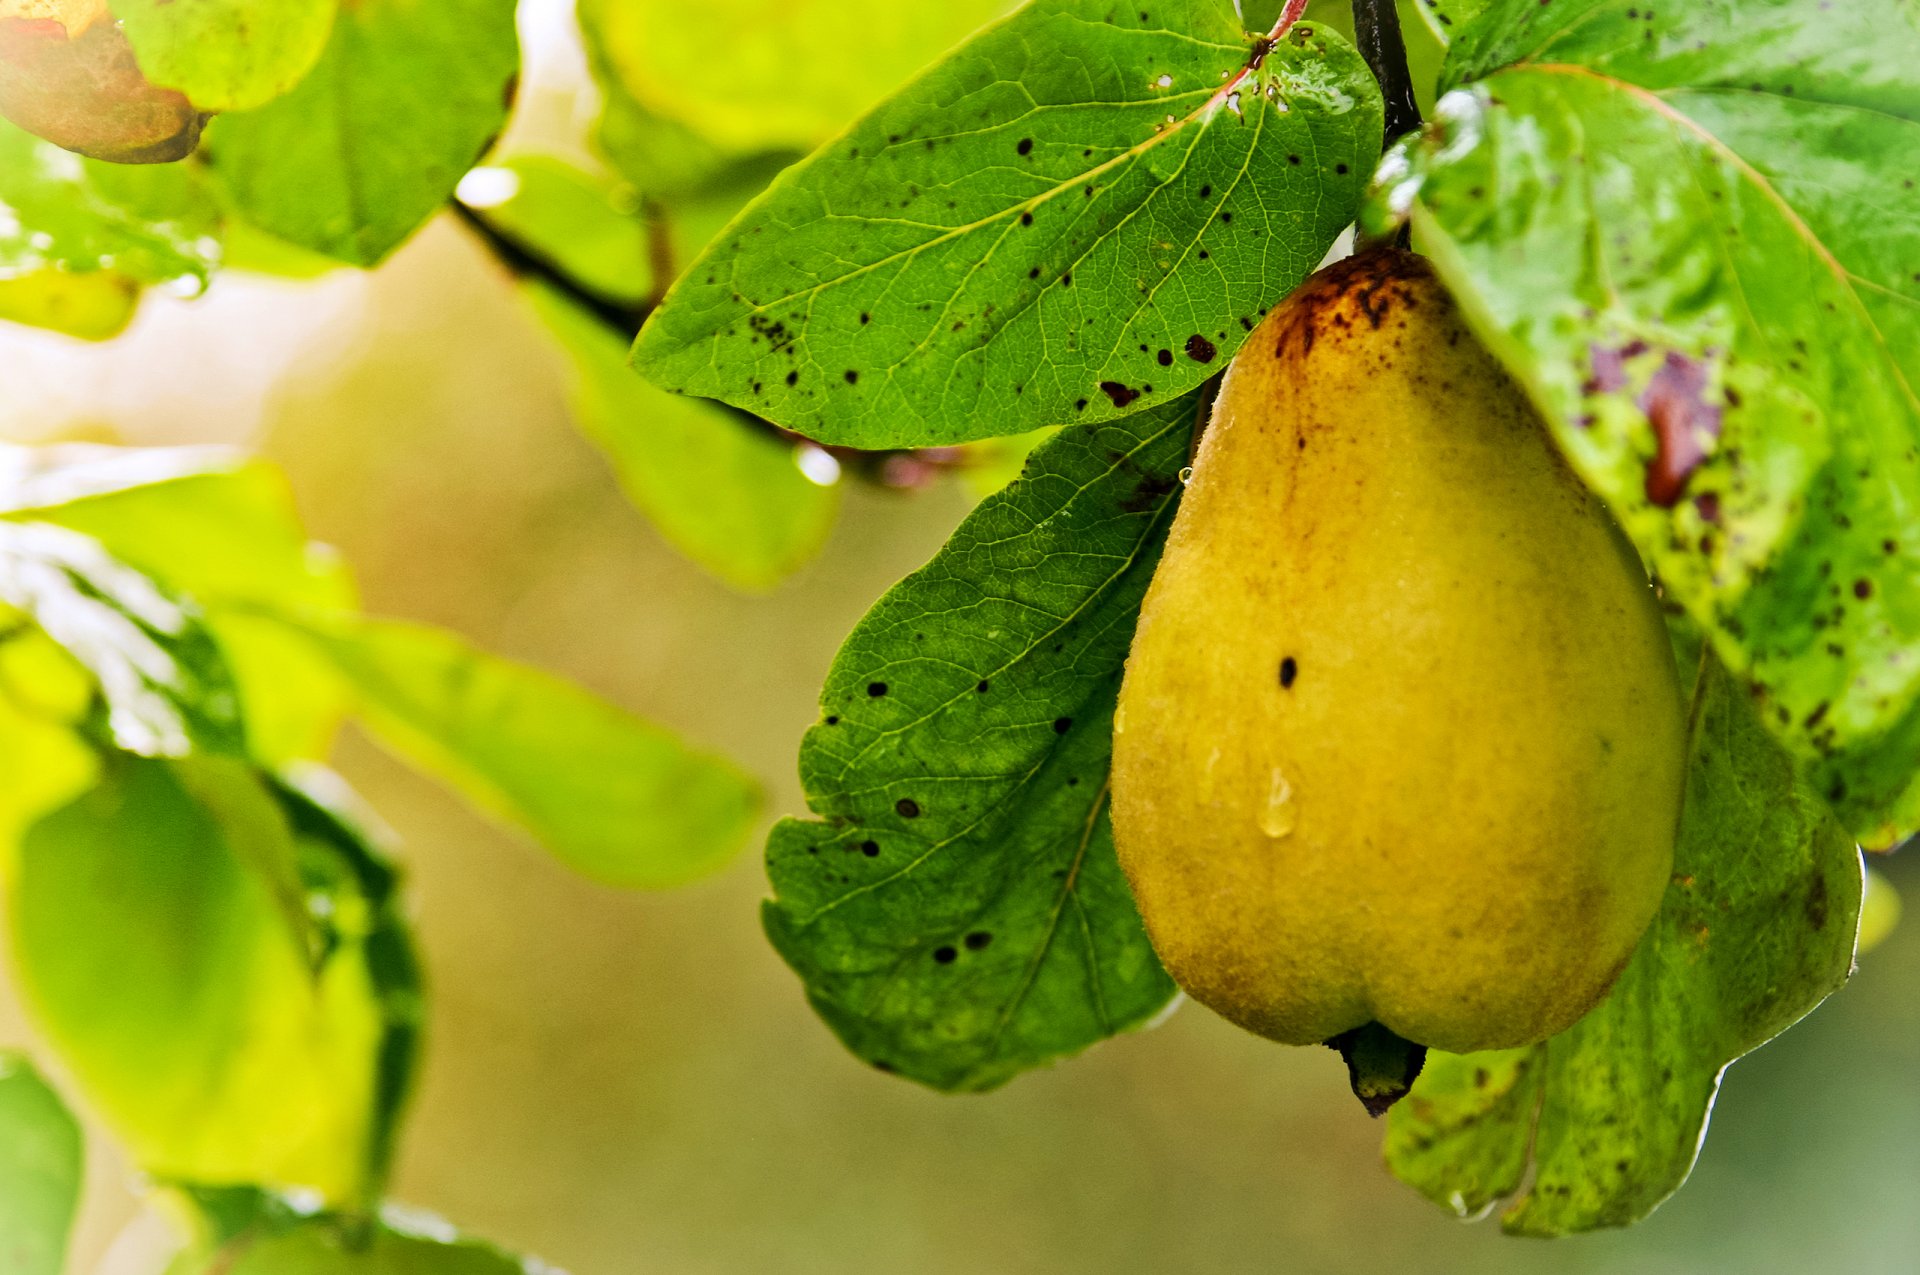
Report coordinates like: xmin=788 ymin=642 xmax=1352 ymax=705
xmin=450 ymin=200 xmax=972 ymax=488
xmin=1350 ymin=0 xmax=1424 ymax=147
xmin=450 ymin=200 xmax=649 ymax=337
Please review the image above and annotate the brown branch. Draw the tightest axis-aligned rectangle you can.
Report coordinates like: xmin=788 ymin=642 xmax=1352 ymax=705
xmin=450 ymin=198 xmax=973 ymax=488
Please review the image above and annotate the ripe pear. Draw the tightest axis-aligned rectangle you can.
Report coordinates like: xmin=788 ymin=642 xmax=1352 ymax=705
xmin=1110 ymin=247 xmax=1687 ymax=1060
xmin=0 ymin=4 xmax=207 ymax=163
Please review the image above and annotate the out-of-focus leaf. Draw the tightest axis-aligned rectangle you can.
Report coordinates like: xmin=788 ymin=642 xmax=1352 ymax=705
xmin=460 ymin=155 xmax=653 ymax=308
xmin=1366 ymin=0 xmax=1920 ymax=847
xmin=766 ymin=394 xmax=1197 ymax=1091
xmin=634 ymin=2 xmax=1380 ymax=448
xmin=0 ymin=632 xmax=97 ymax=862
xmin=0 ymin=266 xmax=138 ymax=337
xmin=527 ymin=284 xmax=839 ymax=592
xmin=0 ymin=520 xmax=244 ymax=757
xmin=169 ymin=1194 xmax=556 ymax=1275
xmin=1857 ymin=867 xmax=1901 ymax=955
xmin=10 ymin=754 xmax=391 ymax=1202
xmin=1387 ymin=655 xmax=1863 ymax=1234
xmin=576 ymin=0 xmax=1012 ymax=154
xmin=289 ymin=616 xmax=760 ymax=889
xmin=271 ymin=771 xmax=424 ymax=1199
xmin=208 ymin=0 xmax=518 ymax=265
xmin=959 ymin=427 xmax=1059 ymax=501
xmin=12 ymin=449 xmax=358 ymax=763
xmin=0 ymin=1052 xmax=82 ymax=1275
xmin=0 ymin=117 xmax=218 ymax=287
xmin=0 ymin=2 xmax=205 ymax=163
xmin=112 ymin=0 xmax=338 ymax=112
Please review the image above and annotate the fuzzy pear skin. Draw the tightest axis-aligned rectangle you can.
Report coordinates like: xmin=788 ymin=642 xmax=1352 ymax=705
xmin=1110 ymin=248 xmax=1687 ymax=1055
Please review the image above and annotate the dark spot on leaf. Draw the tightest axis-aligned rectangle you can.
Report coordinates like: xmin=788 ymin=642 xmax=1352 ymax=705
xmin=1287 ymin=154 xmax=1301 ymax=165
xmin=976 ymin=680 xmax=991 ymax=693
xmin=867 ymin=682 xmax=888 ymax=697
xmin=933 ymin=946 xmax=957 ymax=964
xmin=844 ymin=370 xmax=860 ymax=384
xmin=1199 ymin=183 xmax=1212 ymax=198
xmin=786 ymin=370 xmax=799 ymax=386
xmin=896 ymin=797 xmax=921 ymax=819
xmin=860 ymin=312 xmax=871 ymax=324
xmin=1099 ymin=381 xmax=1141 ymax=408
xmin=861 ymin=839 xmax=880 ymax=857
xmin=1157 ymin=348 xmax=1173 ymax=366
xmin=1017 ymin=137 xmax=1034 ymax=156
xmin=1185 ymin=334 xmax=1217 ymax=363
xmin=1075 ymin=398 xmax=1090 ymax=411
xmin=1219 ymin=211 xmax=1233 ymax=224
xmin=825 ymin=715 xmax=840 ymax=726
xmin=1062 ymin=272 xmax=1074 ymax=287
xmin=1336 ymin=163 xmax=1349 ymax=175
xmin=1021 ymin=211 xmax=1033 ymax=226
xmin=965 ymin=931 xmax=993 ymax=951
xmin=1854 ymin=578 xmax=1874 ymax=599
xmin=1053 ymin=717 xmax=1073 ymax=734
xmin=1806 ymin=872 xmax=1829 ymax=930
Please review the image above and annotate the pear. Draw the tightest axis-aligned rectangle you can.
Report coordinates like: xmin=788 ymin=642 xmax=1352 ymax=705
xmin=0 ymin=4 xmax=208 ymax=164
xmin=1111 ymin=247 xmax=1687 ymax=1062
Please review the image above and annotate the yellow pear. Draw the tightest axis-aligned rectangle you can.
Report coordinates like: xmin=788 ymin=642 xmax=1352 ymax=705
xmin=1111 ymin=247 xmax=1687 ymax=1058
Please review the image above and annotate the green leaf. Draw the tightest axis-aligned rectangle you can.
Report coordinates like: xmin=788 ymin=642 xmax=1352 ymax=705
xmin=170 ymin=1195 xmax=552 ymax=1275
xmin=462 ymin=155 xmax=654 ymax=309
xmin=765 ymin=393 xmax=1196 ymax=1091
xmin=208 ymin=0 xmax=518 ymax=265
xmin=1365 ymin=0 xmax=1920 ymax=846
xmin=11 ymin=754 xmax=395 ymax=1203
xmin=0 ymin=267 xmax=138 ymax=339
xmin=576 ymin=0 xmax=1014 ymax=154
xmin=0 ymin=520 xmax=245 ymax=757
xmin=1386 ymin=654 xmax=1863 ymax=1235
xmin=288 ymin=616 xmax=760 ymax=889
xmin=634 ymin=2 xmax=1382 ymax=448
xmin=113 ymin=0 xmax=339 ymax=111
xmin=0 ymin=1053 xmax=82 ymax=1275
xmin=0 ymin=117 xmax=218 ymax=289
xmin=5 ymin=444 xmax=359 ymax=765
xmin=0 ymin=631 xmax=98 ymax=857
xmin=1407 ymin=0 xmax=1489 ymax=45
xmin=526 ymin=284 xmax=839 ymax=592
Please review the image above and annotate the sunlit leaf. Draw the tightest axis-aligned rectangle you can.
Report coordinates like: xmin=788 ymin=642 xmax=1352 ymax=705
xmin=113 ymin=0 xmax=338 ymax=112
xmin=208 ymin=0 xmax=518 ymax=265
xmin=1366 ymin=0 xmax=1920 ymax=846
xmin=576 ymin=0 xmax=1013 ymax=154
xmin=10 ymin=447 xmax=358 ymax=764
xmin=288 ymin=616 xmax=760 ymax=889
xmin=527 ymin=284 xmax=839 ymax=592
xmin=1387 ymin=655 xmax=1863 ymax=1234
xmin=11 ymin=755 xmax=393 ymax=1202
xmin=0 ymin=116 xmax=218 ymax=290
xmin=635 ymin=1 xmax=1381 ymax=448
xmin=765 ymin=392 xmax=1198 ymax=1090
xmin=0 ymin=520 xmax=244 ymax=757
xmin=0 ymin=1052 xmax=82 ymax=1275
xmin=0 ymin=266 xmax=138 ymax=338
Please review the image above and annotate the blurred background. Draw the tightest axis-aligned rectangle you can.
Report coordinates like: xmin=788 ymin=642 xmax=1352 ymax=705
xmin=2 ymin=2 xmax=1916 ymax=1272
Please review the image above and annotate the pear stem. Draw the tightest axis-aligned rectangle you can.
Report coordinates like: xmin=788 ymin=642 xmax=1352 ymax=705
xmin=1328 ymin=1021 xmax=1428 ymax=1116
